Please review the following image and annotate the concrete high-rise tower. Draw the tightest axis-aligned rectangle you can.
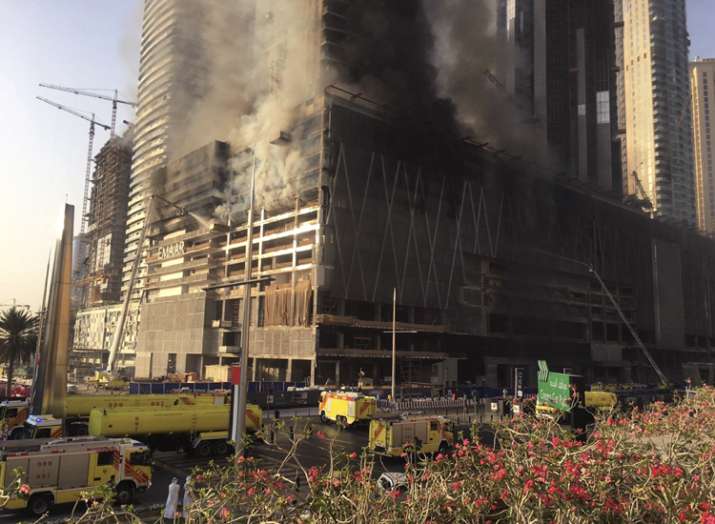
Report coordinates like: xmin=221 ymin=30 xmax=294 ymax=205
xmin=123 ymin=0 xmax=180 ymax=303
xmin=691 ymin=58 xmax=715 ymax=235
xmin=621 ymin=0 xmax=695 ymax=225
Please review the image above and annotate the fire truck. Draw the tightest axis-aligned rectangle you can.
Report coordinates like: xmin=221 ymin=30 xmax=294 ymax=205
xmin=319 ymin=391 xmax=377 ymax=428
xmin=368 ymin=415 xmax=454 ymax=457
xmin=0 ymin=437 xmax=151 ymax=517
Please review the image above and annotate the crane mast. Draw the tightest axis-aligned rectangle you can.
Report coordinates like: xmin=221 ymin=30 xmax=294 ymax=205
xmin=36 ymin=97 xmax=110 ymax=235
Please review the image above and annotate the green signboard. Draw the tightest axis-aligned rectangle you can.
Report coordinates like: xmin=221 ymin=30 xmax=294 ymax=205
xmin=537 ymin=360 xmax=573 ymax=412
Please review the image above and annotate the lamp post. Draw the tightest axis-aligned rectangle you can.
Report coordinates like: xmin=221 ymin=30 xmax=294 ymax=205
xmin=392 ymin=287 xmax=396 ymax=401
xmin=232 ymin=134 xmax=292 ymax=450
xmin=235 ymin=152 xmax=257 ymax=451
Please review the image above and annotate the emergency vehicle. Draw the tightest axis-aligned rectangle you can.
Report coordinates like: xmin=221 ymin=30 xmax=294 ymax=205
xmin=319 ymin=391 xmax=376 ymax=427
xmin=0 ymin=437 xmax=151 ymax=516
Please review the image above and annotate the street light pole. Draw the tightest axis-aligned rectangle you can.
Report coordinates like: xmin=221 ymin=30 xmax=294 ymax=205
xmin=391 ymin=287 xmax=396 ymax=401
xmin=236 ymin=151 xmax=257 ymax=451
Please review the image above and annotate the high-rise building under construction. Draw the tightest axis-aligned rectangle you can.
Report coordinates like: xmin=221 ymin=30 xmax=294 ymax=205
xmin=129 ymin=1 xmax=715 ymax=387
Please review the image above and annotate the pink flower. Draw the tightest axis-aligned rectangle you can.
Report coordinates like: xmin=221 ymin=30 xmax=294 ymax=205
xmin=308 ymin=466 xmax=320 ymax=483
xmin=449 ymin=481 xmax=463 ymax=491
xmin=388 ymin=489 xmax=400 ymax=502
xmin=247 ymin=487 xmax=256 ymax=497
xmin=349 ymin=451 xmax=358 ymax=460
xmin=523 ymin=479 xmax=534 ymax=493
xmin=435 ymin=453 xmax=445 ymax=462
xmin=315 ymin=431 xmax=326 ymax=440
xmin=492 ymin=468 xmax=507 ymax=482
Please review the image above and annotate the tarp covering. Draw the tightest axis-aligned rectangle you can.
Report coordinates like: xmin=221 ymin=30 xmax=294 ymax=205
xmin=264 ymin=279 xmax=312 ymax=327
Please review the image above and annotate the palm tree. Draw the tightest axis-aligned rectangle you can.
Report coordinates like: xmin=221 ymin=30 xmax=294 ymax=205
xmin=0 ymin=307 xmax=37 ymax=397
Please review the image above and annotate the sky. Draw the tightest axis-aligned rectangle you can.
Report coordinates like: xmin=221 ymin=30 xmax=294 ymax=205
xmin=0 ymin=0 xmax=714 ymax=311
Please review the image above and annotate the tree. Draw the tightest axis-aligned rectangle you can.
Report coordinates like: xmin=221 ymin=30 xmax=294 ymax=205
xmin=0 ymin=307 xmax=37 ymax=397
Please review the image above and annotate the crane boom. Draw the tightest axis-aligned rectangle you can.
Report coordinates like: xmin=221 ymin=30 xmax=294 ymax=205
xmin=36 ymin=96 xmax=110 ymax=236
xmin=38 ymin=83 xmax=136 ymax=106
xmin=39 ymin=83 xmax=136 ymax=137
xmin=36 ymin=97 xmax=111 ymax=130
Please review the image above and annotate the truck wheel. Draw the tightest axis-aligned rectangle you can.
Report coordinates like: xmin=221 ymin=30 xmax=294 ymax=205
xmin=115 ymin=482 xmax=135 ymax=505
xmin=195 ymin=441 xmax=212 ymax=458
xmin=337 ymin=416 xmax=347 ymax=429
xmin=212 ymin=440 xmax=229 ymax=456
xmin=28 ymin=493 xmax=52 ymax=517
xmin=320 ymin=411 xmax=327 ymax=424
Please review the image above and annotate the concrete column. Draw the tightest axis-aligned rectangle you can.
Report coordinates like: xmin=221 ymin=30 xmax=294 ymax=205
xmin=286 ymin=358 xmax=293 ymax=382
xmin=335 ymin=360 xmax=341 ymax=385
xmin=310 ymin=358 xmax=316 ymax=386
xmin=251 ymin=357 xmax=258 ymax=381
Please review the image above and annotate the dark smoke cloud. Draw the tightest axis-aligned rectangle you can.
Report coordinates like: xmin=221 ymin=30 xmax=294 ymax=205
xmin=338 ymin=1 xmax=465 ymax=142
xmin=424 ymin=0 xmax=557 ymax=169
xmin=157 ymin=0 xmax=556 ymax=206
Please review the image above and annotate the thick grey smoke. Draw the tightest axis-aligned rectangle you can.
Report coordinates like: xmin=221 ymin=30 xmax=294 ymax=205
xmin=168 ymin=0 xmax=257 ymax=160
xmin=424 ymin=0 xmax=555 ymax=169
xmin=160 ymin=0 xmax=557 ymax=221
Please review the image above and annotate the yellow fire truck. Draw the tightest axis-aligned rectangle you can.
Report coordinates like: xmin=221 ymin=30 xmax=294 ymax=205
xmin=368 ymin=415 xmax=454 ymax=457
xmin=319 ymin=391 xmax=377 ymax=428
xmin=0 ymin=437 xmax=151 ymax=517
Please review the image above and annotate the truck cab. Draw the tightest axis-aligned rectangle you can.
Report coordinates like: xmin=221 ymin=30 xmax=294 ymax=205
xmin=0 ymin=399 xmax=30 ymax=432
xmin=7 ymin=414 xmax=87 ymax=440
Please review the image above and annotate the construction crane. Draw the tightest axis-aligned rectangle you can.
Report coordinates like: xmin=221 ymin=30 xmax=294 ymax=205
xmin=38 ymin=83 xmax=137 ymax=137
xmin=37 ymin=96 xmax=111 ymax=235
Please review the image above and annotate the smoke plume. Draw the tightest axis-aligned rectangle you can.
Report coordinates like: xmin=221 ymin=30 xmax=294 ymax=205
xmin=159 ymin=0 xmax=558 ymax=221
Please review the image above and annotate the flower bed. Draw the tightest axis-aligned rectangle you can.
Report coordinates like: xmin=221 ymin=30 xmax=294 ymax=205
xmin=45 ymin=387 xmax=715 ymax=523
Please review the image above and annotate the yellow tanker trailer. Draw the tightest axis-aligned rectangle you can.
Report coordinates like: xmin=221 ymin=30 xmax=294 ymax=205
xmin=6 ymin=393 xmax=227 ymax=440
xmin=88 ymin=403 xmax=262 ymax=457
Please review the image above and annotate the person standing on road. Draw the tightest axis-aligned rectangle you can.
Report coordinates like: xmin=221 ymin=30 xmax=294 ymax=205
xmin=182 ymin=476 xmax=193 ymax=520
xmin=164 ymin=477 xmax=180 ymax=521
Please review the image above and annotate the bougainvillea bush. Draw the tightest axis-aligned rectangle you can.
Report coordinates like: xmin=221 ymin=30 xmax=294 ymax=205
xmin=32 ymin=387 xmax=715 ymax=523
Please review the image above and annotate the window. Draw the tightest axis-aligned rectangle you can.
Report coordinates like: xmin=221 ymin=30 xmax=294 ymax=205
xmin=167 ymin=353 xmax=177 ymax=374
xmin=430 ymin=421 xmax=439 ymax=431
xmin=596 ymin=91 xmax=610 ymax=124
xmin=97 ymin=451 xmax=114 ymax=466
xmin=128 ymin=451 xmax=151 ymax=466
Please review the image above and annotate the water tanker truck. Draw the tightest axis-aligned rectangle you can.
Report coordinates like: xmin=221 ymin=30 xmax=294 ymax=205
xmin=88 ymin=403 xmax=262 ymax=457
xmin=4 ymin=393 xmax=227 ymax=439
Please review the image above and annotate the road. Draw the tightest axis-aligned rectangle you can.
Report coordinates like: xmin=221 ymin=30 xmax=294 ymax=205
xmin=0 ymin=406 xmax=497 ymax=522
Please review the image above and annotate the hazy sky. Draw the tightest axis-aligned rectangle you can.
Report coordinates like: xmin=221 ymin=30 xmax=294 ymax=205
xmin=0 ymin=1 xmax=714 ymax=310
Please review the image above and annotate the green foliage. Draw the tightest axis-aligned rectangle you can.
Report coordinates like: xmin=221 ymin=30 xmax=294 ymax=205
xmin=0 ymin=307 xmax=37 ymax=396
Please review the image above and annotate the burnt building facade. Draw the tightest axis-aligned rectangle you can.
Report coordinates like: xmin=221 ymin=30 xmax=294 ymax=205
xmin=133 ymin=91 xmax=715 ymax=388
